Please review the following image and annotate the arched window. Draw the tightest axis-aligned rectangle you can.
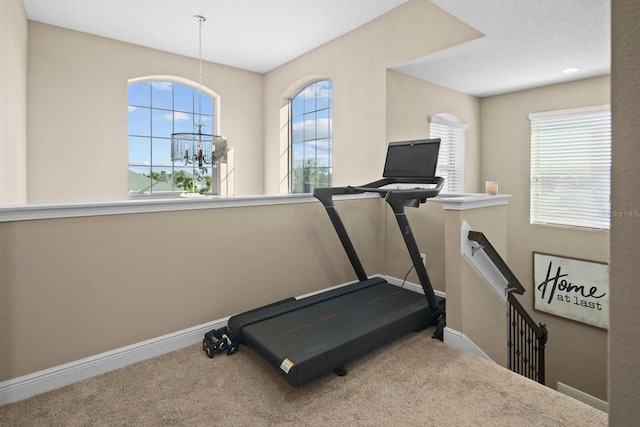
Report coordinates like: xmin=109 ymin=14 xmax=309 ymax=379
xmin=289 ymin=80 xmax=332 ymax=193
xmin=429 ymin=113 xmax=467 ymax=193
xmin=127 ymin=78 xmax=218 ymax=196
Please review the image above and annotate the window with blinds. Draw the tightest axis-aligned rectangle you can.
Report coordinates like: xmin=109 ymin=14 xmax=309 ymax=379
xmin=429 ymin=114 xmax=467 ymax=192
xmin=529 ymin=105 xmax=611 ymax=229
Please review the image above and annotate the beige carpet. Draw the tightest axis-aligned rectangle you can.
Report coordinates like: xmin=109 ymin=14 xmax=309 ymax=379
xmin=0 ymin=328 xmax=607 ymax=426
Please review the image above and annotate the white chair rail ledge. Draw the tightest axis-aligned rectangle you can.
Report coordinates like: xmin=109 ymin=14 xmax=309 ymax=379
xmin=0 ymin=192 xmax=510 ymax=222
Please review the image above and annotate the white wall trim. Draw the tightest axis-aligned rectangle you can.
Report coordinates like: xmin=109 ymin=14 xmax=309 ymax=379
xmin=0 ymin=318 xmax=228 ymax=406
xmin=557 ymin=381 xmax=609 ymax=413
xmin=0 ymin=275 xmax=443 ymax=405
xmin=0 ymin=192 xmax=508 ymax=223
xmin=439 ymin=193 xmax=511 ymax=211
xmin=382 ymin=274 xmax=446 ymax=299
xmin=0 ymin=193 xmax=378 ymax=223
xmin=443 ymin=327 xmax=493 ymax=362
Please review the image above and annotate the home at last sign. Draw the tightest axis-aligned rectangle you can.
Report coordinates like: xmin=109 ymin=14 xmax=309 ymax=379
xmin=534 ymin=253 xmax=609 ymax=329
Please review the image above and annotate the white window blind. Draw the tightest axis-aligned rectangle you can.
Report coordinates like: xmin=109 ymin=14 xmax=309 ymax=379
xmin=430 ymin=115 xmax=467 ymax=192
xmin=530 ymin=105 xmax=611 ymax=229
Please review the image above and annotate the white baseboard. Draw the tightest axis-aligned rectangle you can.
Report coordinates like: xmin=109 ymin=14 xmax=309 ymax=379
xmin=0 ymin=318 xmax=228 ymax=406
xmin=387 ymin=280 xmax=492 ymax=362
xmin=443 ymin=327 xmax=493 ymax=362
xmin=381 ymin=275 xmax=447 ymax=299
xmin=0 ymin=275 xmax=442 ymax=406
xmin=557 ymin=381 xmax=609 ymax=413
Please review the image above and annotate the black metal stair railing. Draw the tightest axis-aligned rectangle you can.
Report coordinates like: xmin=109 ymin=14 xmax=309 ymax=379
xmin=507 ymin=292 xmax=548 ymax=384
xmin=467 ymin=230 xmax=548 ymax=384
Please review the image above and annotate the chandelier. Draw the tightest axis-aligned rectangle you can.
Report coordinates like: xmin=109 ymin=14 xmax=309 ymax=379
xmin=171 ymin=15 xmax=227 ymax=173
xmin=172 ymin=127 xmax=227 ymax=168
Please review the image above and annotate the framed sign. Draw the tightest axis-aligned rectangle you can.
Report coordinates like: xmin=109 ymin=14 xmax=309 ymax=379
xmin=533 ymin=252 xmax=609 ymax=329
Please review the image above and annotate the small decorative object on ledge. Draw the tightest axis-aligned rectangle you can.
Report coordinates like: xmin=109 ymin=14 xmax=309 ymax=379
xmin=533 ymin=252 xmax=609 ymax=329
xmin=485 ymin=180 xmax=498 ymax=195
xmin=171 ymin=15 xmax=227 ymax=196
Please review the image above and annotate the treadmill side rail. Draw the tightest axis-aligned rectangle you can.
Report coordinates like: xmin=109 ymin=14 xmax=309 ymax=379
xmin=313 ymin=176 xmax=444 ymax=315
xmin=313 ymin=187 xmax=368 ymax=282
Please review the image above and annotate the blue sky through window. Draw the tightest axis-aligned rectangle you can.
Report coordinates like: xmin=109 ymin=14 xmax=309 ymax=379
xmin=290 ymin=80 xmax=332 ymax=193
xmin=127 ymin=80 xmax=216 ymax=195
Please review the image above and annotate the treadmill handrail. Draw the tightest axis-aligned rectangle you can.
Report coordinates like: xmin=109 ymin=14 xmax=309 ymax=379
xmin=313 ymin=176 xmax=444 ymax=315
xmin=360 ymin=176 xmax=444 ymax=191
xmin=313 ymin=186 xmax=369 ymax=281
xmin=312 ymin=186 xmax=363 ymax=207
xmin=314 ymin=177 xmax=443 ymax=205
xmin=354 ymin=177 xmax=444 ymax=211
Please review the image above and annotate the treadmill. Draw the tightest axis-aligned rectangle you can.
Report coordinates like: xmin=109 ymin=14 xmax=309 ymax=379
xmin=226 ymin=138 xmax=445 ymax=387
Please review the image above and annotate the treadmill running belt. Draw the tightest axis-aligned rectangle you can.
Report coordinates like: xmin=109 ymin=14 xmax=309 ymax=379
xmin=229 ymin=278 xmax=440 ymax=386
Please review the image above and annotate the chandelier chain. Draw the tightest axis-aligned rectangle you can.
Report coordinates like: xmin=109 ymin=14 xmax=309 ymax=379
xmin=197 ymin=15 xmax=204 ymax=132
xmin=170 ymin=14 xmax=227 ymax=179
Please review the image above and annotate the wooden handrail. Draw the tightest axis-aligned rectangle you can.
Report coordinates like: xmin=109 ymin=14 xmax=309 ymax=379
xmin=467 ymin=230 xmax=526 ymax=295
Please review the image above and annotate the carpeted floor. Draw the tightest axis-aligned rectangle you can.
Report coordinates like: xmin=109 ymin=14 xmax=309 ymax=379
xmin=0 ymin=328 xmax=607 ymax=426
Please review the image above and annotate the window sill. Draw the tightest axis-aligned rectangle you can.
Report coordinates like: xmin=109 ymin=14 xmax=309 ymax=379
xmin=531 ymin=221 xmax=609 ymax=232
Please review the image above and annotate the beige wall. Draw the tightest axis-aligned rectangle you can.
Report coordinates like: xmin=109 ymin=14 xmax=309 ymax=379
xmin=610 ymin=0 xmax=640 ymax=423
xmin=4 ymin=0 xmax=640 ymax=420
xmin=262 ymin=0 xmax=483 ymax=194
xmin=22 ymin=0 xmax=483 ymax=203
xmin=0 ymin=198 xmax=383 ymax=381
xmin=480 ymin=76 xmax=611 ymax=400
xmin=384 ymin=73 xmax=613 ymax=400
xmin=386 ymin=199 xmax=447 ymax=294
xmin=382 ymin=58 xmax=618 ymax=390
xmin=0 ymin=0 xmax=27 ymax=204
xmin=382 ymin=69 xmax=481 ymax=292
xmin=26 ymin=22 xmax=264 ymax=203
xmin=385 ymin=70 xmax=481 ymax=192
xmin=444 ymin=204 xmax=511 ymax=366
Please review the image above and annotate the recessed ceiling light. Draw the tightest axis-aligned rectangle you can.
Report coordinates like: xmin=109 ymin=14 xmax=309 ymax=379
xmin=562 ymin=67 xmax=581 ymax=74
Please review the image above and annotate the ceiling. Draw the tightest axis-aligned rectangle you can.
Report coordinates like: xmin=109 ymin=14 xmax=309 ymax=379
xmin=23 ymin=0 xmax=610 ymax=97
xmin=22 ymin=0 xmax=408 ymax=73
xmin=396 ymin=0 xmax=611 ymax=97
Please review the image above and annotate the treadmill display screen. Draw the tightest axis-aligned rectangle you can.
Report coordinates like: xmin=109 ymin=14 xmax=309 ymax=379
xmin=382 ymin=139 xmax=440 ymax=178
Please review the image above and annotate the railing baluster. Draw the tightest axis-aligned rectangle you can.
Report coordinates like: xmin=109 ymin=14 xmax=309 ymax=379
xmin=508 ymin=304 xmax=513 ymax=372
xmin=521 ymin=319 xmax=524 ymax=376
xmin=506 ymin=291 xmax=546 ymax=384
xmin=525 ymin=322 xmax=532 ymax=378
xmin=518 ymin=311 xmax=523 ymax=376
